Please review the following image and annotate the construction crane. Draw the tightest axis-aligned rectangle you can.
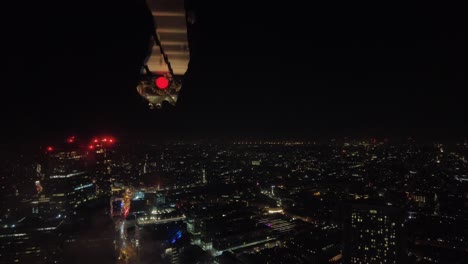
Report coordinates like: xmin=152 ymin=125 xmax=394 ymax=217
xmin=136 ymin=0 xmax=193 ymax=109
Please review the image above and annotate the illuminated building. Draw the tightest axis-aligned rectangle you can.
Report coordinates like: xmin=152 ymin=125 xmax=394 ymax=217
xmin=43 ymin=138 xmax=87 ymax=176
xmin=43 ymin=171 xmax=97 ymax=214
xmin=34 ymin=136 xmax=110 ymax=218
xmin=251 ymin=160 xmax=261 ymax=166
xmin=342 ymin=202 xmax=407 ymax=264
xmin=135 ymin=218 xmax=187 ymax=264
xmin=189 ymin=206 xmax=293 ymax=257
xmin=156 ymin=192 xmax=166 ymax=206
xmin=202 ymin=168 xmax=207 ymax=185
xmin=110 ymin=197 xmax=123 ymax=218
xmin=164 ymin=247 xmax=181 ymax=264
xmin=88 ymin=136 xmax=116 ymax=195
xmin=0 ymin=216 xmax=63 ymax=264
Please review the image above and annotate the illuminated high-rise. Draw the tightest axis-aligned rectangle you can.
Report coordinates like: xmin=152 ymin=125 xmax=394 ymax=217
xmin=342 ymin=202 xmax=407 ymax=264
xmin=87 ymin=136 xmax=117 ymax=196
xmin=43 ymin=136 xmax=87 ymax=176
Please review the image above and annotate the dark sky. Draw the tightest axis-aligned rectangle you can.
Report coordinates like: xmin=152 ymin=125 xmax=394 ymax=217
xmin=3 ymin=1 xmax=467 ymax=143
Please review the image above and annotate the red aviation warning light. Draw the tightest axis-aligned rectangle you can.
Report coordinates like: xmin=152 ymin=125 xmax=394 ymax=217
xmin=155 ymin=76 xmax=170 ymax=89
xmin=101 ymin=137 xmax=115 ymax=144
xmin=67 ymin=136 xmax=75 ymax=143
xmin=88 ymin=136 xmax=115 ymax=149
xmin=137 ymin=75 xmax=182 ymax=108
xmin=46 ymin=146 xmax=54 ymax=152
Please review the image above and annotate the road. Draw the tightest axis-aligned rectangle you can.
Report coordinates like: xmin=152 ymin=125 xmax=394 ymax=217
xmin=115 ymin=188 xmax=140 ymax=264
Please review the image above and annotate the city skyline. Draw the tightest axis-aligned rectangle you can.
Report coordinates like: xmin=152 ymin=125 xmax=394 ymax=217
xmin=1 ymin=135 xmax=467 ymax=263
xmin=2 ymin=1 xmax=467 ymax=263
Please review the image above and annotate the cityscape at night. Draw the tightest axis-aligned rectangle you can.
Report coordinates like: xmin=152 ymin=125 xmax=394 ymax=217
xmin=3 ymin=0 xmax=467 ymax=263
xmin=1 ymin=137 xmax=467 ymax=263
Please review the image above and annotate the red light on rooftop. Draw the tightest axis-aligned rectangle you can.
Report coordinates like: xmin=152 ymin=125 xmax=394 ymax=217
xmin=88 ymin=145 xmax=94 ymax=150
xmin=102 ymin=138 xmax=108 ymax=142
xmin=109 ymin=139 xmax=114 ymax=143
xmin=155 ymin=76 xmax=169 ymax=89
xmin=93 ymin=139 xmax=99 ymax=143
xmin=46 ymin=146 xmax=53 ymax=152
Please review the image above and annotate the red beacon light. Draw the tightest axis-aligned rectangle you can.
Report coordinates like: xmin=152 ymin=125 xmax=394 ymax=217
xmin=88 ymin=145 xmax=95 ymax=150
xmin=46 ymin=146 xmax=54 ymax=152
xmin=155 ymin=76 xmax=169 ymax=90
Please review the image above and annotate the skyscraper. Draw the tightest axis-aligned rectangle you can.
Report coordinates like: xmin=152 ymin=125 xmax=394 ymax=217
xmin=88 ymin=136 xmax=116 ymax=196
xmin=39 ymin=137 xmax=98 ymax=216
xmin=342 ymin=202 xmax=407 ymax=264
xmin=43 ymin=137 xmax=87 ymax=176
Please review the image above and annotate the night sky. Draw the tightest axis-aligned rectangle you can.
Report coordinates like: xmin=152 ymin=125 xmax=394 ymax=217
xmin=4 ymin=1 xmax=467 ymax=143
